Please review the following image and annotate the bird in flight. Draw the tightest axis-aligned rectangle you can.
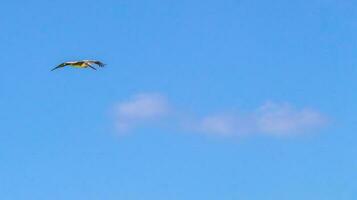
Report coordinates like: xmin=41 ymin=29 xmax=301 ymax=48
xmin=51 ymin=60 xmax=105 ymax=71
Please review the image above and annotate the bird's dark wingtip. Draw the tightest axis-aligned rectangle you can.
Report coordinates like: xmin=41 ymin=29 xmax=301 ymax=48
xmin=97 ymin=62 xmax=105 ymax=67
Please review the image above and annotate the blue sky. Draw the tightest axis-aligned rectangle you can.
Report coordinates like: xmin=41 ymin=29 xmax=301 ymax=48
xmin=0 ymin=0 xmax=356 ymax=199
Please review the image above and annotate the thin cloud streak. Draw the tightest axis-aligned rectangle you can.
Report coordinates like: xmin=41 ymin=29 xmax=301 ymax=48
xmin=194 ymin=102 xmax=327 ymax=137
xmin=114 ymin=93 xmax=170 ymax=132
xmin=113 ymin=93 xmax=328 ymax=137
xmin=256 ymin=102 xmax=327 ymax=136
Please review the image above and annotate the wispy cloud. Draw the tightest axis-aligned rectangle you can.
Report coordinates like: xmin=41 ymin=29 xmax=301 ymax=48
xmin=113 ymin=93 xmax=328 ymax=137
xmin=255 ymin=102 xmax=327 ymax=136
xmin=193 ymin=102 xmax=327 ymax=137
xmin=114 ymin=93 xmax=170 ymax=132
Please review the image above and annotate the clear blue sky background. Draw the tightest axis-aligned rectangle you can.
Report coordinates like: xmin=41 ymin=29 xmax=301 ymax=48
xmin=0 ymin=0 xmax=356 ymax=199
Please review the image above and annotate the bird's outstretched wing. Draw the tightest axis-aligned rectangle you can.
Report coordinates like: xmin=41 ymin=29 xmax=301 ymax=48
xmin=87 ymin=64 xmax=97 ymax=70
xmin=51 ymin=62 xmax=71 ymax=71
xmin=85 ymin=60 xmax=105 ymax=67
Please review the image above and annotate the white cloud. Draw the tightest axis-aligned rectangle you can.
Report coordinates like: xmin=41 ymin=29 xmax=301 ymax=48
xmin=113 ymin=93 xmax=328 ymax=137
xmin=114 ymin=93 xmax=170 ymax=132
xmin=198 ymin=115 xmax=237 ymax=136
xmin=256 ymin=102 xmax=327 ymax=136
xmin=194 ymin=102 xmax=327 ymax=137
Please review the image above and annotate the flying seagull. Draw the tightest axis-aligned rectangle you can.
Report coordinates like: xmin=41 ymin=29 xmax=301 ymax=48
xmin=51 ymin=60 xmax=105 ymax=71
